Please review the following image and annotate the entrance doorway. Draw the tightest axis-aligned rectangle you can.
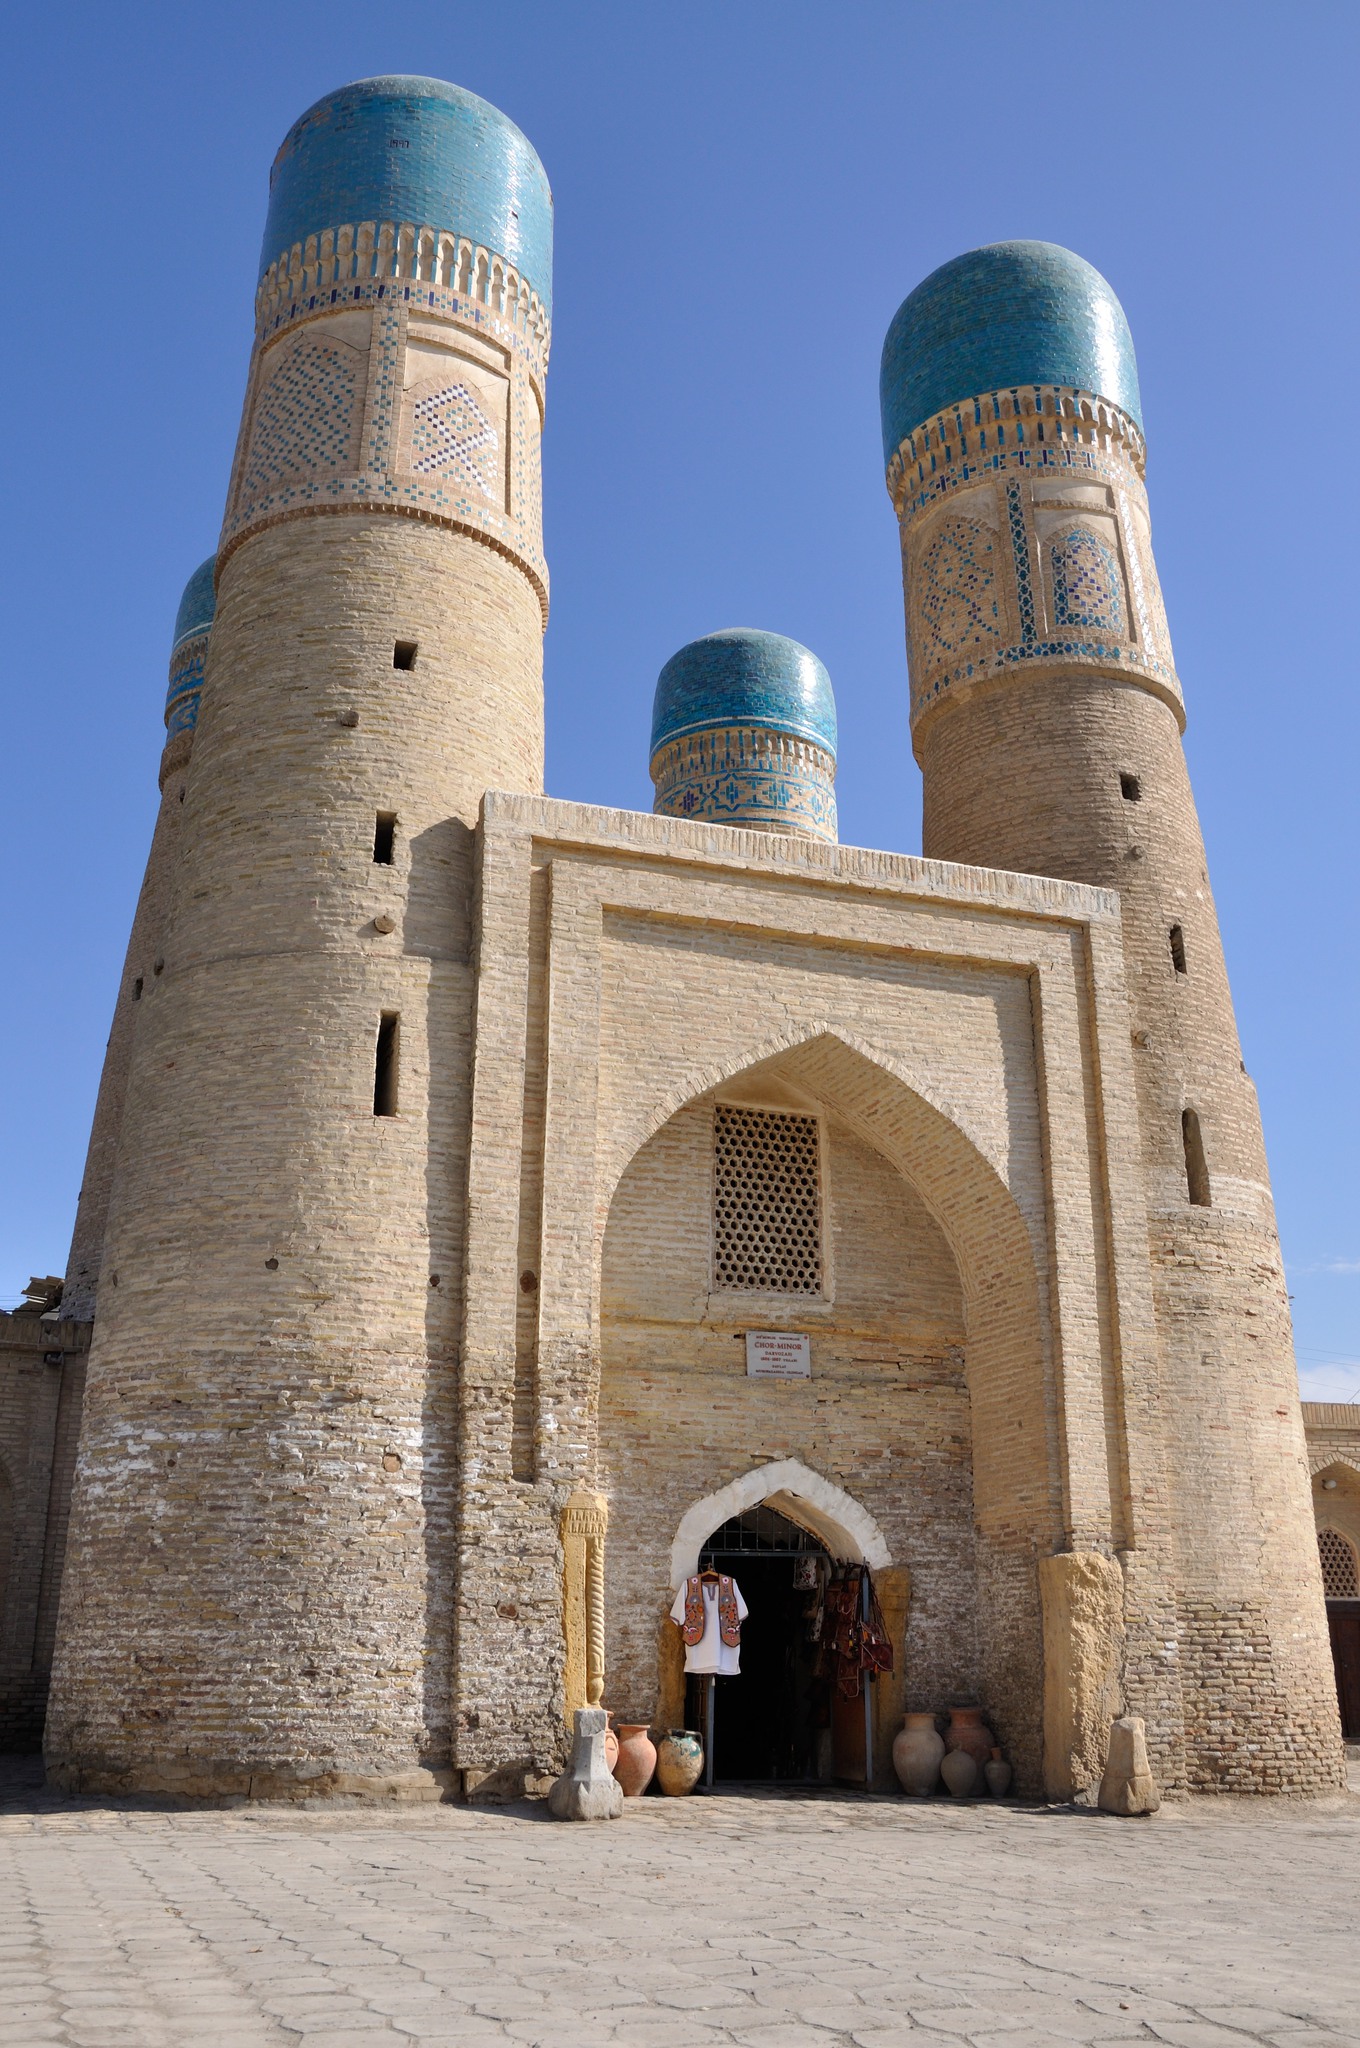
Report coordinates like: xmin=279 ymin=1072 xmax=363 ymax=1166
xmin=1327 ymin=1601 xmax=1360 ymax=1737
xmin=686 ymin=1504 xmax=858 ymax=1784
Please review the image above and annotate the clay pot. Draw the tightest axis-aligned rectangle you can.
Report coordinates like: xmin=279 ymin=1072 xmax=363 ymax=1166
xmin=612 ymin=1724 xmax=657 ymax=1797
xmin=984 ymin=1747 xmax=1012 ymax=1799
xmin=944 ymin=1703 xmax=994 ymax=1770
xmin=892 ymin=1711 xmax=945 ymax=1797
xmin=602 ymin=1715 xmax=620 ymax=1774
xmin=940 ymin=1746 xmax=979 ymax=1798
xmin=655 ymin=1728 xmax=704 ymax=1797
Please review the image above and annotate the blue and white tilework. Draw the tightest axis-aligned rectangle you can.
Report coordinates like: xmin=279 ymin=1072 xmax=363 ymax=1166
xmin=1050 ymin=526 xmax=1124 ymax=634
xmin=164 ymin=555 xmax=216 ymax=738
xmin=650 ymin=631 xmax=838 ymax=842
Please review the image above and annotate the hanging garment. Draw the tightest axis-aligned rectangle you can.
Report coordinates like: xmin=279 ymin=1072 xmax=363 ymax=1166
xmin=821 ymin=1565 xmax=894 ymax=1698
xmin=670 ymin=1574 xmax=749 ymax=1675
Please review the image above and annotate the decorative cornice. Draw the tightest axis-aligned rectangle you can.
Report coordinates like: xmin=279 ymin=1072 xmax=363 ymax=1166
xmin=887 ymin=384 xmax=1145 ymax=514
xmin=257 ymin=221 xmax=549 ymax=373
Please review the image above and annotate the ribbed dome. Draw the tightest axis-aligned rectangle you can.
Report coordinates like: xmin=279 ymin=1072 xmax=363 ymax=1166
xmin=170 ymin=556 xmax=216 ymax=655
xmin=650 ymin=630 xmax=838 ymax=761
xmin=880 ymin=241 xmax=1141 ymax=463
xmin=260 ymin=75 xmax=553 ymax=313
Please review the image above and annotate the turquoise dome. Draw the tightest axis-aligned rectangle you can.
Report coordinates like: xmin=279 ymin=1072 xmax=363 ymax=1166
xmin=880 ymin=241 xmax=1141 ymax=463
xmin=650 ymin=630 xmax=838 ymax=761
xmin=261 ymin=75 xmax=553 ymax=314
xmin=170 ymin=556 xmax=216 ymax=655
xmin=166 ymin=556 xmax=216 ymax=737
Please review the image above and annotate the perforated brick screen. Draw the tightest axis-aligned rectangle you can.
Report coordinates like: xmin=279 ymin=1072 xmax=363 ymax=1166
xmin=712 ymin=1105 xmax=822 ymax=1293
xmin=1318 ymin=1527 xmax=1359 ymax=1598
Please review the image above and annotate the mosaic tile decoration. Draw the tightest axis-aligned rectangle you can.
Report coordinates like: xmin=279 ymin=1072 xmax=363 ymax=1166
xmin=261 ymin=77 xmax=553 ymax=314
xmin=239 ymin=336 xmax=361 ymax=499
xmin=164 ymin=555 xmax=216 ymax=735
xmin=170 ymin=555 xmax=217 ymax=654
xmin=917 ymin=516 xmax=1000 ymax=662
xmin=880 ymin=241 xmax=1141 ymax=462
xmin=1050 ymin=526 xmax=1124 ymax=634
xmin=650 ymin=630 xmax=838 ymax=758
xmin=409 ymin=380 xmax=499 ymax=492
xmin=651 ymin=725 xmax=838 ymax=843
xmin=1006 ymin=482 xmax=1037 ymax=647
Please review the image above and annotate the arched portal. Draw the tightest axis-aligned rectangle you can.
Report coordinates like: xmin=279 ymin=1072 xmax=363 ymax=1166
xmin=671 ymin=1457 xmax=891 ymax=1582
xmin=596 ymin=1030 xmax=1058 ymax=1789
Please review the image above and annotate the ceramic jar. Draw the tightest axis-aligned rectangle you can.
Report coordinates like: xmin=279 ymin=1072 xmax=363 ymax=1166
xmin=602 ymin=1715 xmax=620 ymax=1774
xmin=613 ymin=1723 xmax=657 ymax=1797
xmin=892 ymin=1711 xmax=945 ymax=1796
xmin=655 ymin=1728 xmax=704 ymax=1796
xmin=944 ymin=1704 xmax=994 ymax=1769
xmin=984 ymin=1747 xmax=1012 ymax=1798
xmin=940 ymin=1746 xmax=979 ymax=1798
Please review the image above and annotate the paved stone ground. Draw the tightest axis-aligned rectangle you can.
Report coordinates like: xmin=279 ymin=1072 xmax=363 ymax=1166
xmin=1 ymin=1758 xmax=1358 ymax=2048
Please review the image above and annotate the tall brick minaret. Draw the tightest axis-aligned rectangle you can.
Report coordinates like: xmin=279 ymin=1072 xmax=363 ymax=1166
xmin=47 ymin=77 xmax=553 ymax=1797
xmin=880 ymin=240 xmax=1342 ymax=1793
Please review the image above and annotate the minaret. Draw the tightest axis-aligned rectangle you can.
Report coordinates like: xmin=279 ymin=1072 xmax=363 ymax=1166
xmin=880 ymin=241 xmax=1342 ymax=1793
xmin=46 ymin=78 xmax=553 ymax=1797
xmin=62 ymin=557 xmax=216 ymax=1321
xmin=650 ymin=628 xmax=839 ymax=841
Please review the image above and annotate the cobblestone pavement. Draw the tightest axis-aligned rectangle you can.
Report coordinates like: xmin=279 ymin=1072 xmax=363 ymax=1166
xmin=1 ymin=1759 xmax=1357 ymax=2048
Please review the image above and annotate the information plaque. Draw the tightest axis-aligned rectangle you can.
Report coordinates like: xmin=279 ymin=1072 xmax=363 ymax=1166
xmin=745 ymin=1331 xmax=811 ymax=1379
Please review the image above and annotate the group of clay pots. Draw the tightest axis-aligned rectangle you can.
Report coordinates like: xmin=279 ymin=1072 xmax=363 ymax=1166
xmin=892 ymin=1704 xmax=1012 ymax=1799
xmin=604 ymin=1718 xmax=704 ymax=1797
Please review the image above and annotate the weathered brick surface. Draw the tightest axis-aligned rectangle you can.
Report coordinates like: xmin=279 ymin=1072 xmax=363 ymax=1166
xmin=0 ymin=1317 xmax=89 ymax=1749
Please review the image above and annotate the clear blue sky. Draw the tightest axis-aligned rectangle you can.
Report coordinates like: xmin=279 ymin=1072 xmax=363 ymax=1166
xmin=3 ymin=1 xmax=1356 ymax=1396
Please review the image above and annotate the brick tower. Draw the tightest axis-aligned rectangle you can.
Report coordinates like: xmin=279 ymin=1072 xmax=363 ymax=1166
xmin=46 ymin=78 xmax=553 ymax=1796
xmin=62 ymin=558 xmax=217 ymax=1322
xmin=880 ymin=241 xmax=1342 ymax=1792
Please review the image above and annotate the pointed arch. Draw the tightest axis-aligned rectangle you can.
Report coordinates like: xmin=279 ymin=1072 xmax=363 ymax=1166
xmin=670 ymin=1459 xmax=892 ymax=1585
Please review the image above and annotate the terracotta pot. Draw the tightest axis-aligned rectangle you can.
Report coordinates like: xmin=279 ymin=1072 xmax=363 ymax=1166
xmin=602 ymin=1715 xmax=620 ymax=1774
xmin=940 ymin=1746 xmax=978 ymax=1798
xmin=944 ymin=1703 xmax=994 ymax=1770
xmin=612 ymin=1723 xmax=657 ymax=1797
xmin=984 ymin=1747 xmax=1012 ymax=1798
xmin=892 ymin=1712 xmax=945 ymax=1797
xmin=655 ymin=1728 xmax=704 ymax=1797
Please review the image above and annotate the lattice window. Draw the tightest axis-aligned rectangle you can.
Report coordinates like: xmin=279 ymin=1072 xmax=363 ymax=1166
xmin=1319 ymin=1527 xmax=1359 ymax=1598
xmin=713 ymin=1106 xmax=822 ymax=1294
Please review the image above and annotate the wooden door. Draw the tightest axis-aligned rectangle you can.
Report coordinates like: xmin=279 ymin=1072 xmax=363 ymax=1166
xmin=1326 ymin=1602 xmax=1360 ymax=1738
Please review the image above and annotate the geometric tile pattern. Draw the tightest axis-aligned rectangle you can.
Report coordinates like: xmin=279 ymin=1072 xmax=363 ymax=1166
xmin=240 ymin=340 xmax=360 ymax=497
xmin=1051 ymin=526 xmax=1124 ymax=634
xmin=651 ymin=727 xmax=838 ymax=843
xmin=409 ymin=381 xmax=499 ymax=494
xmin=713 ymin=1105 xmax=823 ymax=1294
xmin=1006 ymin=483 xmax=1037 ymax=645
xmin=917 ymin=517 xmax=1000 ymax=662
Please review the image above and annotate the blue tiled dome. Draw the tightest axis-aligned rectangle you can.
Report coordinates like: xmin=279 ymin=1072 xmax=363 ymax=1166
xmin=650 ymin=630 xmax=838 ymax=761
xmin=260 ymin=75 xmax=553 ymax=314
xmin=880 ymin=241 xmax=1141 ymax=463
xmin=170 ymin=556 xmax=216 ymax=655
xmin=165 ymin=556 xmax=216 ymax=737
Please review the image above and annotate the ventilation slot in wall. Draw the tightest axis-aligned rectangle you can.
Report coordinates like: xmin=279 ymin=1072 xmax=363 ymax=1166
xmin=1169 ymin=924 xmax=1187 ymax=975
xmin=374 ymin=1011 xmax=400 ymax=1117
xmin=1120 ymin=772 xmax=1141 ymax=801
xmin=1181 ymin=1107 xmax=1211 ymax=1207
xmin=392 ymin=640 xmax=418 ymax=671
xmin=373 ymin=812 xmax=396 ymax=865
xmin=713 ymin=1104 xmax=822 ymax=1293
xmin=1319 ymin=1527 xmax=1359 ymax=1598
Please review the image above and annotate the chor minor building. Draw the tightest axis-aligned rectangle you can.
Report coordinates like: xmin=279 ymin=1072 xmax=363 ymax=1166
xmin=0 ymin=75 xmax=1351 ymax=1802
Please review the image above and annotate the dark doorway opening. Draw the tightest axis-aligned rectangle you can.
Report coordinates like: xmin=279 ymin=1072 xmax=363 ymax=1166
xmin=688 ymin=1504 xmax=831 ymax=1783
xmin=1327 ymin=1600 xmax=1360 ymax=1737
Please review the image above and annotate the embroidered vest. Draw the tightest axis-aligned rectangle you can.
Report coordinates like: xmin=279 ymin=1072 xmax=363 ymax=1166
xmin=683 ymin=1574 xmax=741 ymax=1647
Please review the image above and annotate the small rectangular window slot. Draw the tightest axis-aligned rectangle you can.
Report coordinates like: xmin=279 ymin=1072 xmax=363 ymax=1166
xmin=392 ymin=640 xmax=418 ymax=671
xmin=373 ymin=811 xmax=396 ymax=865
xmin=1182 ymin=1107 xmax=1211 ymax=1207
xmin=374 ymin=1012 xmax=400 ymax=1117
xmin=1169 ymin=923 xmax=1187 ymax=975
xmin=1119 ymin=772 xmax=1141 ymax=801
xmin=132 ymin=977 xmax=143 ymax=1001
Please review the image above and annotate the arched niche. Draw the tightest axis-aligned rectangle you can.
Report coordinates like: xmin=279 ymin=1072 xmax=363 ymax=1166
xmin=670 ymin=1458 xmax=893 ymax=1585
